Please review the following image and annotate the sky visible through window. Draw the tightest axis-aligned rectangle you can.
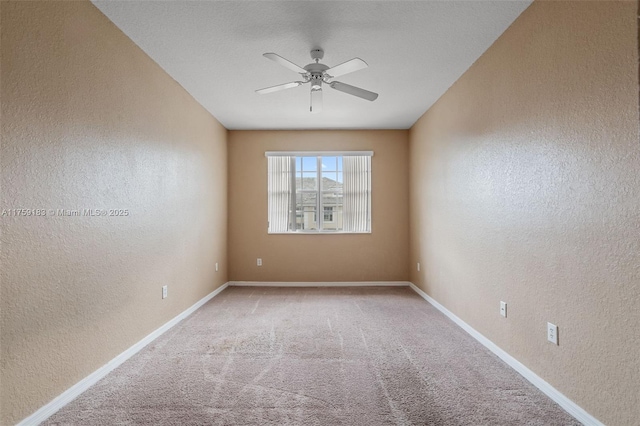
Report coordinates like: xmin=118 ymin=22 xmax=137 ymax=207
xmin=322 ymin=156 xmax=343 ymax=184
xmin=295 ymin=156 xmax=343 ymax=184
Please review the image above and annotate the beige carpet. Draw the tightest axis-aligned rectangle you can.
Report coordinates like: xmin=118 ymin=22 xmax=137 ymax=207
xmin=45 ymin=287 xmax=579 ymax=425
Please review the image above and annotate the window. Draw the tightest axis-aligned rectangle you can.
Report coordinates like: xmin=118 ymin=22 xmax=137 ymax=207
xmin=324 ymin=206 xmax=334 ymax=222
xmin=266 ymin=151 xmax=372 ymax=233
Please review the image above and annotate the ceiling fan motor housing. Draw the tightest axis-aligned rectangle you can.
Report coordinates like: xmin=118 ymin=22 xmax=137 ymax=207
xmin=304 ymin=61 xmax=329 ymax=90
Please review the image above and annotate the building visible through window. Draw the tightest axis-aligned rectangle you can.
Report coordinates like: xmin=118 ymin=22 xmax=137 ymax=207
xmin=324 ymin=207 xmax=334 ymax=222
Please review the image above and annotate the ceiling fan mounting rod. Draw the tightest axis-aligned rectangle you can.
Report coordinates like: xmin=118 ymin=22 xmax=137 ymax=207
xmin=310 ymin=48 xmax=324 ymax=62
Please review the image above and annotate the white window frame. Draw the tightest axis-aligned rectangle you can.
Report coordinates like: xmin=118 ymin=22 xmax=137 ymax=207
xmin=266 ymin=151 xmax=373 ymax=234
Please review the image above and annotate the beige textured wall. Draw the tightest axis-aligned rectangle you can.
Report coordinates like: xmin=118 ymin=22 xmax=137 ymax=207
xmin=228 ymin=130 xmax=409 ymax=282
xmin=409 ymin=1 xmax=639 ymax=424
xmin=0 ymin=2 xmax=228 ymax=424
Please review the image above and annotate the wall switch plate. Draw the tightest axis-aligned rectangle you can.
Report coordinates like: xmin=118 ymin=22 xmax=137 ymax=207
xmin=215 ymin=262 xmax=219 ymax=272
xmin=547 ymin=322 xmax=558 ymax=345
xmin=417 ymin=262 xmax=420 ymax=272
xmin=162 ymin=285 xmax=168 ymax=299
xmin=257 ymin=258 xmax=262 ymax=266
xmin=500 ymin=301 xmax=507 ymax=318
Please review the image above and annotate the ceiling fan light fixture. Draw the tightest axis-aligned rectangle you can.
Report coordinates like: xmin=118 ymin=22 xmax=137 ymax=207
xmin=311 ymin=78 xmax=322 ymax=90
xmin=310 ymin=88 xmax=323 ymax=114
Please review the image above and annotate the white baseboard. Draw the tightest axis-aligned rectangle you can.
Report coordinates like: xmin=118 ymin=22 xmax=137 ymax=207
xmin=18 ymin=282 xmax=230 ymax=426
xmin=408 ymin=282 xmax=603 ymax=426
xmin=229 ymin=281 xmax=411 ymax=287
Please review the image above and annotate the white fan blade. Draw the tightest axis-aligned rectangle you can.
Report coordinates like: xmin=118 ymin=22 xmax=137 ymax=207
xmin=310 ymin=88 xmax=323 ymax=113
xmin=256 ymin=81 xmax=303 ymax=94
xmin=329 ymin=81 xmax=378 ymax=101
xmin=263 ymin=53 xmax=307 ymax=74
xmin=325 ymin=58 xmax=368 ymax=78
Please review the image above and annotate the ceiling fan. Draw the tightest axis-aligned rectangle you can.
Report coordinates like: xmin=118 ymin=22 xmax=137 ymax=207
xmin=255 ymin=48 xmax=378 ymax=113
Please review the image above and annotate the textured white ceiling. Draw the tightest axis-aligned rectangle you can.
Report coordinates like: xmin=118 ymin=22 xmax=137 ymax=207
xmin=92 ymin=1 xmax=531 ymax=130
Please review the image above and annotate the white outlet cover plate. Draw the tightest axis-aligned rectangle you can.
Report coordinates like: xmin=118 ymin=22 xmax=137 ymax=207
xmin=500 ymin=301 xmax=507 ymax=317
xmin=547 ymin=322 xmax=558 ymax=345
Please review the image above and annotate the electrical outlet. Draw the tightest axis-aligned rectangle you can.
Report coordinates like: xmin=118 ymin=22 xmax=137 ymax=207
xmin=215 ymin=262 xmax=219 ymax=272
xmin=257 ymin=258 xmax=262 ymax=266
xmin=500 ymin=301 xmax=507 ymax=318
xmin=417 ymin=262 xmax=420 ymax=272
xmin=547 ymin=322 xmax=558 ymax=345
xmin=162 ymin=285 xmax=168 ymax=299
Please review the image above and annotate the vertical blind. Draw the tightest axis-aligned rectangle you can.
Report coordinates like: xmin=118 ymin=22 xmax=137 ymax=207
xmin=267 ymin=156 xmax=292 ymax=233
xmin=342 ymin=155 xmax=371 ymax=232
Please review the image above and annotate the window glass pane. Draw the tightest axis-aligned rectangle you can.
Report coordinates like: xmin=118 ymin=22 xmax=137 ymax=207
xmin=322 ymin=172 xmax=335 ymax=181
xmin=337 ymin=172 xmax=343 ymax=183
xmin=295 ymin=157 xmax=301 ymax=170
xmin=302 ymin=156 xmax=317 ymax=172
xmin=299 ymin=172 xmax=317 ymax=190
xmin=322 ymin=156 xmax=337 ymax=171
xmin=322 ymin=191 xmax=343 ymax=231
xmin=337 ymin=157 xmax=343 ymax=171
xmin=324 ymin=206 xmax=334 ymax=222
xmin=322 ymin=172 xmax=341 ymax=192
xmin=295 ymin=192 xmax=317 ymax=231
